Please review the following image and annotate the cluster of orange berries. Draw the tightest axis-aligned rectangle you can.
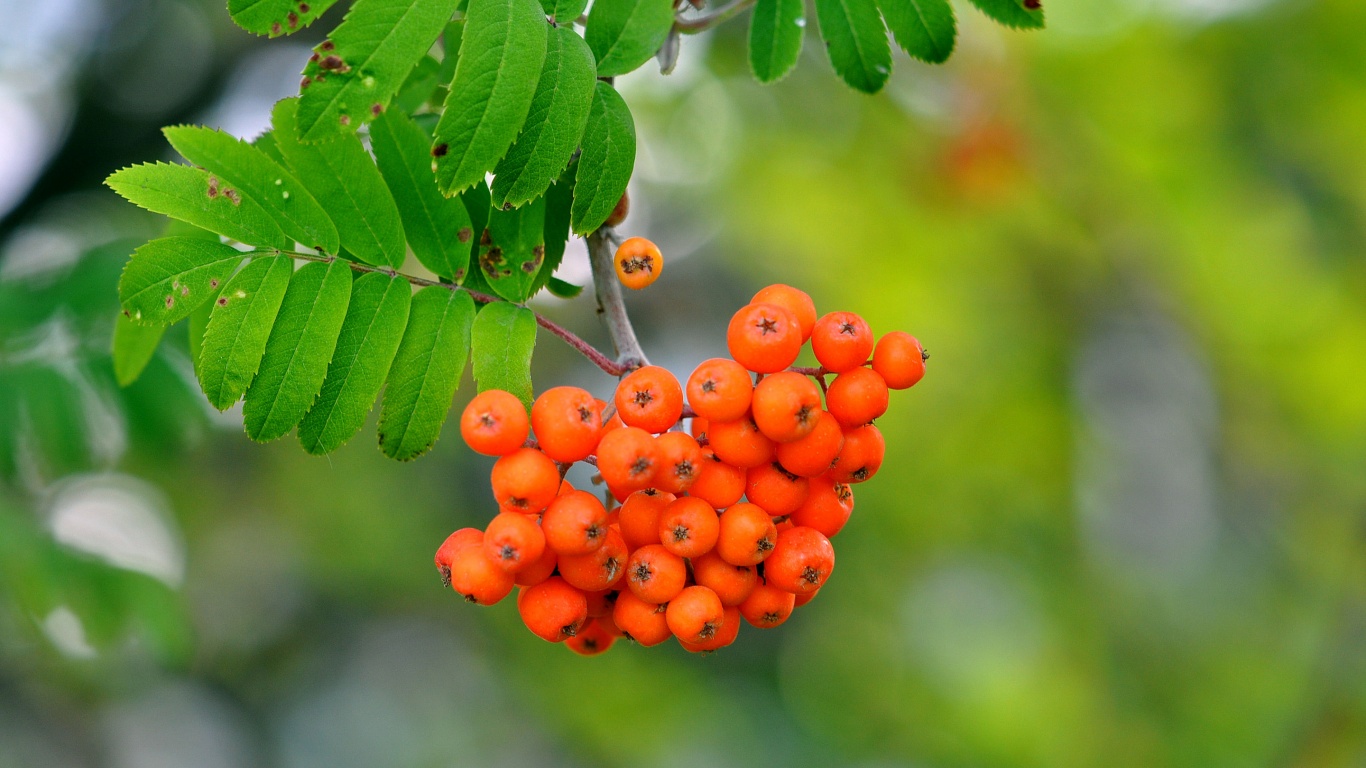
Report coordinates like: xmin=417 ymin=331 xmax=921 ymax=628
xmin=433 ymin=284 xmax=927 ymax=654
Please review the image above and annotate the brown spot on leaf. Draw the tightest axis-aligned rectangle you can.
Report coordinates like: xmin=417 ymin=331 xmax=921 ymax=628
xmin=319 ymin=54 xmax=346 ymax=72
xmin=309 ymin=52 xmax=320 ymax=63
xmin=432 ymin=143 xmax=448 ymax=158
xmin=224 ymin=189 xmax=242 ymax=206
xmin=300 ymin=76 xmax=312 ymax=89
xmin=287 ymin=11 xmax=299 ymax=27
xmin=320 ymin=40 xmax=335 ymax=52
xmin=210 ymin=279 xmax=219 ymax=288
xmin=370 ymin=103 xmax=382 ymax=116
xmin=520 ymin=260 xmax=536 ymax=273
xmin=1023 ymin=0 xmax=1041 ymax=8
xmin=457 ymin=227 xmax=471 ymax=243
xmin=479 ymin=229 xmax=492 ymax=246
xmin=207 ymin=175 xmax=219 ymax=198
xmin=165 ymin=295 xmax=174 ymax=308
xmin=217 ymin=297 xmax=229 ymax=307
xmin=299 ymin=2 xmax=311 ymax=12
xmin=532 ymin=245 xmax=544 ymax=258
xmin=271 ymin=22 xmax=282 ymax=35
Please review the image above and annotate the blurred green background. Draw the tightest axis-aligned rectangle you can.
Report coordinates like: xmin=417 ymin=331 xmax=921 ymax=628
xmin=3 ymin=0 xmax=1365 ymax=765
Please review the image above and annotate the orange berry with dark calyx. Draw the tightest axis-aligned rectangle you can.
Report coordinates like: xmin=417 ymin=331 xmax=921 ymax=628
xmin=490 ymin=448 xmax=560 ymax=515
xmin=624 ymin=544 xmax=688 ymax=604
xmin=654 ymin=431 xmax=703 ymax=494
xmin=745 ymin=463 xmax=810 ymax=517
xmin=448 ymin=545 xmax=515 ymax=605
xmin=811 ymin=312 xmax=874 ymax=373
xmin=612 ymin=590 xmax=673 ymax=646
xmin=751 ymin=372 xmax=823 ymax=443
xmin=829 ymin=424 xmax=885 ymax=484
xmin=680 ymin=606 xmax=741 ymax=653
xmin=518 ymin=576 xmax=589 ymax=642
xmin=657 ymin=496 xmax=721 ymax=558
xmin=566 ymin=619 xmax=618 ymax=655
xmin=691 ymin=551 xmax=758 ymax=606
xmin=558 ymin=527 xmax=628 ymax=592
xmin=751 ymin=284 xmax=817 ymax=342
xmin=690 ymin=416 xmax=709 ymax=443
xmin=708 ymin=416 xmax=776 ymax=469
xmin=435 ymin=528 xmax=483 ymax=587
xmin=776 ymin=410 xmax=845 ymax=477
xmin=531 ymin=386 xmax=602 ymax=462
xmin=873 ymin=331 xmax=927 ymax=390
xmin=791 ymin=475 xmax=854 ymax=538
xmin=513 ymin=542 xmax=558 ymax=586
xmin=826 ymin=367 xmax=889 ymax=428
xmin=614 ymin=366 xmax=684 ymax=434
xmin=542 ymin=489 xmax=609 ymax=555
xmin=483 ymin=512 xmax=547 ymax=573
xmin=618 ymin=489 xmax=675 ymax=549
xmin=665 ymin=585 xmax=725 ymax=644
xmin=460 ymin=389 xmax=529 ymax=456
xmin=764 ymin=526 xmax=835 ymax=595
xmin=614 ymin=237 xmax=662 ymax=290
xmin=686 ymin=358 xmax=754 ymax=422
xmin=689 ymin=448 xmax=746 ymax=508
xmin=727 ymin=302 xmax=802 ymax=374
xmin=595 ymin=426 xmax=659 ymax=497
xmin=715 ymin=502 xmax=779 ymax=566
xmin=739 ymin=581 xmax=796 ymax=628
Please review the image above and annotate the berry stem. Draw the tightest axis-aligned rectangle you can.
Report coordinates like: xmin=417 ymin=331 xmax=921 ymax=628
xmin=587 ymin=226 xmax=650 ymax=374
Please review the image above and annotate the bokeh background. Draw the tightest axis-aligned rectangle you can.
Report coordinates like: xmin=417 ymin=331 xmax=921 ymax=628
xmin=3 ymin=0 xmax=1366 ymax=765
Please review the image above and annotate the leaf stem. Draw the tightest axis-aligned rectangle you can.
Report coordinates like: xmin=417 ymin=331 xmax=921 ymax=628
xmin=587 ymin=226 xmax=649 ymax=374
xmin=674 ymin=0 xmax=758 ymax=33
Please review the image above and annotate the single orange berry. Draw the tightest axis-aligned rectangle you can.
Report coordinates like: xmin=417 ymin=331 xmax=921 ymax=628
xmin=558 ymin=527 xmax=628 ymax=592
xmin=657 ymin=496 xmax=721 ymax=559
xmin=448 ymin=544 xmax=515 ymax=605
xmin=612 ymin=589 xmax=673 ymax=646
xmin=531 ymin=386 xmax=602 ymax=462
xmin=679 ymin=605 xmax=741 ymax=653
xmin=665 ymin=585 xmax=725 ymax=644
xmin=688 ymin=448 xmax=746 ymax=508
xmin=518 ymin=576 xmax=588 ymax=642
xmin=653 ymin=431 xmax=703 ymax=494
xmin=751 ymin=284 xmax=817 ymax=342
xmin=727 ymin=302 xmax=802 ymax=374
xmin=604 ymin=190 xmax=630 ymax=227
xmin=691 ymin=551 xmax=758 ymax=606
xmin=614 ymin=237 xmax=662 ymax=290
xmin=790 ymin=475 xmax=854 ymax=538
xmin=483 ymin=511 xmax=547 ymax=573
xmin=542 ymin=489 xmax=610 ymax=556
xmin=595 ymin=426 xmax=659 ymax=497
xmin=686 ymin=358 xmax=754 ymax=422
xmin=825 ymin=367 xmax=889 ymax=428
xmin=775 ymin=410 xmax=845 ymax=477
xmin=715 ymin=502 xmax=779 ymax=566
xmin=566 ymin=619 xmax=618 ymax=655
xmin=460 ymin=390 xmax=529 ymax=456
xmin=708 ymin=416 xmax=776 ymax=469
xmin=617 ymin=489 xmax=675 ymax=549
xmin=490 ymin=447 xmax=560 ymax=514
xmin=811 ymin=312 xmax=874 ymax=373
xmin=690 ymin=416 xmax=710 ymax=443
xmin=794 ymin=587 xmax=820 ymax=607
xmin=764 ymin=526 xmax=835 ymax=595
xmin=872 ymin=331 xmax=927 ymax=389
xmin=739 ymin=581 xmax=796 ymax=628
xmin=829 ymin=424 xmax=885 ymax=483
xmin=513 ymin=542 xmax=559 ymax=587
xmin=435 ymin=528 xmax=483 ymax=587
xmin=745 ymin=463 xmax=810 ymax=517
xmin=624 ymin=544 xmax=688 ymax=604
xmin=751 ymin=371 xmax=823 ymax=443
xmin=614 ymin=365 xmax=684 ymax=434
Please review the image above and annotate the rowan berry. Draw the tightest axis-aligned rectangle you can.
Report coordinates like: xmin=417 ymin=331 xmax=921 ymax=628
xmin=490 ymin=447 xmax=560 ymax=515
xmin=435 ymin=528 xmax=483 ymax=587
xmin=686 ymin=358 xmax=754 ymax=422
xmin=657 ymin=496 xmax=720 ymax=558
xmin=531 ymin=386 xmax=602 ymax=462
xmin=790 ymin=475 xmax=854 ymax=538
xmin=558 ymin=527 xmax=628 ymax=592
xmin=614 ymin=237 xmax=662 ymax=290
xmin=811 ymin=312 xmax=874 ymax=373
xmin=872 ymin=331 xmax=927 ymax=389
xmin=690 ymin=416 xmax=709 ymax=442
xmin=583 ymin=588 xmax=615 ymax=618
xmin=825 ymin=366 xmax=889 ymax=427
xmin=691 ymin=551 xmax=758 ymax=606
xmin=483 ymin=512 xmax=547 ymax=573
xmin=680 ymin=606 xmax=741 ymax=653
xmin=688 ymin=448 xmax=746 ymax=508
xmin=518 ymin=576 xmax=588 ymax=642
xmin=738 ymin=582 xmax=796 ymax=628
xmin=794 ymin=588 xmax=820 ymax=607
xmin=618 ymin=489 xmax=674 ymax=549
xmin=448 ymin=544 xmax=515 ymax=605
xmin=612 ymin=590 xmax=673 ymax=646
xmin=751 ymin=284 xmax=817 ymax=342
xmin=566 ymin=619 xmax=618 ymax=655
xmin=715 ymin=502 xmax=779 ymax=566
xmin=665 ymin=585 xmax=725 ymax=644
xmin=745 ymin=463 xmax=810 ymax=517
xmin=751 ymin=371 xmax=823 ymax=443
xmin=604 ymin=190 xmax=630 ymax=227
xmin=654 ymin=431 xmax=703 ymax=494
xmin=460 ymin=390 xmax=529 ymax=456
xmin=775 ymin=410 xmax=844 ymax=477
xmin=708 ymin=416 xmax=775 ymax=469
xmin=542 ymin=489 xmax=609 ymax=556
xmin=727 ymin=302 xmax=802 ymax=374
xmin=513 ymin=541 xmax=558 ymax=587
xmin=764 ymin=526 xmax=834 ymax=595
xmin=624 ymin=544 xmax=688 ymax=604
xmin=595 ymin=426 xmax=659 ymax=496
xmin=829 ymin=424 xmax=885 ymax=483
xmin=614 ymin=366 xmax=684 ymax=433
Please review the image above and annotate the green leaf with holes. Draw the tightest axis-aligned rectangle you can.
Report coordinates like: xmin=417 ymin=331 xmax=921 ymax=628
xmin=164 ymin=126 xmax=340 ymax=253
xmin=112 ymin=314 xmax=165 ymax=387
xmin=197 ymin=255 xmax=294 ymax=410
xmin=371 ymin=110 xmax=474 ymax=281
xmin=749 ymin=0 xmax=805 ymax=83
xmin=378 ymin=287 xmax=475 ymax=460
xmin=479 ymin=196 xmax=547 ymax=302
xmin=271 ymin=99 xmax=407 ymax=268
xmin=433 ymin=0 xmax=548 ymax=195
xmin=570 ymin=82 xmax=635 ymax=235
xmin=814 ymin=0 xmax=891 ymax=93
xmin=470 ymin=301 xmax=536 ymax=409
xmin=228 ymin=0 xmax=340 ymax=36
xmin=298 ymin=273 xmax=412 ymax=455
xmin=118 ymin=237 xmax=244 ymax=326
xmin=242 ymin=260 xmax=353 ymax=442
xmin=297 ymin=0 xmax=462 ymax=141
xmin=879 ymin=0 xmax=955 ymax=63
xmin=492 ymin=26 xmax=596 ymax=209
xmin=106 ymin=163 xmax=292 ymax=250
xmin=967 ymin=0 xmax=1043 ymax=29
xmin=585 ymin=0 xmax=673 ymax=77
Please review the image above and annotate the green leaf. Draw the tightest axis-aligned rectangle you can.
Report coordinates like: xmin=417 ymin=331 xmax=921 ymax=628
xmin=967 ymin=0 xmax=1043 ymax=29
xmin=546 ymin=276 xmax=583 ymax=298
xmin=112 ymin=314 xmax=165 ymax=387
xmin=470 ymin=301 xmax=536 ymax=409
xmin=242 ymin=260 xmax=353 ymax=442
xmin=188 ymin=281 xmax=221 ymax=380
xmin=370 ymin=111 xmax=474 ymax=281
xmin=197 ymin=255 xmax=294 ymax=410
xmin=271 ymin=99 xmax=408 ymax=268
xmin=492 ymin=26 xmax=596 ymax=209
xmin=433 ymin=0 xmax=549 ymax=195
xmin=228 ymin=0 xmax=339 ymax=36
xmin=297 ymin=0 xmax=462 ymax=141
xmin=584 ymin=0 xmax=673 ymax=78
xmin=479 ymin=196 xmax=546 ymax=301
xmin=749 ymin=0 xmax=806 ymax=83
xmin=118 ymin=237 xmax=245 ymax=325
xmin=530 ymin=162 xmax=575 ymax=296
xmin=459 ymin=180 xmax=496 ymax=294
xmin=394 ymin=55 xmax=444 ymax=113
xmin=541 ymin=0 xmax=588 ymax=22
xmin=106 ymin=163 xmax=291 ymax=250
xmin=878 ymin=0 xmax=955 ymax=63
xmin=378 ymin=287 xmax=475 ymax=460
xmin=571 ymin=82 xmax=636 ymax=235
xmin=814 ymin=0 xmax=892 ymax=93
xmin=297 ymin=273 xmax=412 ymax=454
xmin=164 ymin=126 xmax=341 ymax=253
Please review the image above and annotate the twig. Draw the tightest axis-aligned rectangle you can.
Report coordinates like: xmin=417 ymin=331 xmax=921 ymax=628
xmin=587 ymin=227 xmax=649 ymax=374
xmin=674 ymin=0 xmax=758 ymax=33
